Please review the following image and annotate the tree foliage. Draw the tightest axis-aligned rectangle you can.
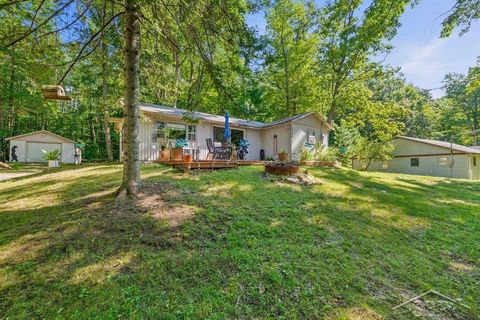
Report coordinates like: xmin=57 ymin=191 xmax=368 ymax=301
xmin=441 ymin=0 xmax=480 ymax=37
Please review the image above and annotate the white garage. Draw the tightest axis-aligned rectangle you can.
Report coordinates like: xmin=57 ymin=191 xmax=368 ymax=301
xmin=6 ymin=130 xmax=77 ymax=164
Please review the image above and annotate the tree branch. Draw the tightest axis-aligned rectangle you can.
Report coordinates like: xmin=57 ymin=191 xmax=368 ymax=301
xmin=36 ymin=0 xmax=94 ymax=39
xmin=57 ymin=10 xmax=125 ymax=84
xmin=6 ymin=0 xmax=75 ymax=48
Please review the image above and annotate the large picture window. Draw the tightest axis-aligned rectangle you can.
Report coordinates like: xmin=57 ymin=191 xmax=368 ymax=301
xmin=156 ymin=121 xmax=196 ymax=141
xmin=213 ymin=126 xmax=244 ymax=145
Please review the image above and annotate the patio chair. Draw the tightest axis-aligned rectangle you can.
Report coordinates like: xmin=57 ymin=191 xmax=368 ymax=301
xmin=206 ymin=138 xmax=219 ymax=160
xmin=206 ymin=138 xmax=232 ymax=160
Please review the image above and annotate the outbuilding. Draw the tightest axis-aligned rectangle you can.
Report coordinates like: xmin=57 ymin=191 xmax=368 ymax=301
xmin=352 ymin=136 xmax=480 ymax=180
xmin=6 ymin=130 xmax=77 ymax=164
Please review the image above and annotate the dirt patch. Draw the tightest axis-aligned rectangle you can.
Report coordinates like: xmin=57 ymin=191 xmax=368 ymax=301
xmin=327 ymin=306 xmax=382 ymax=320
xmin=0 ymin=169 xmax=41 ymax=181
xmin=113 ymin=182 xmax=199 ymax=228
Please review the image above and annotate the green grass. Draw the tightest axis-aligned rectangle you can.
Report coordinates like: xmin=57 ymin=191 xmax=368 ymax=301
xmin=0 ymin=164 xmax=479 ymax=319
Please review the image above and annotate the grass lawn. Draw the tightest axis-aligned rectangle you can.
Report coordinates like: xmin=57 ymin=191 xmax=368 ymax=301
xmin=0 ymin=164 xmax=479 ymax=319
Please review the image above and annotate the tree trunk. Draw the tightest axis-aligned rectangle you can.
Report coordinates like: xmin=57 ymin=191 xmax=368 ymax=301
xmin=101 ymin=3 xmax=113 ymax=161
xmin=117 ymin=0 xmax=141 ymax=197
xmin=103 ymin=110 xmax=113 ymax=161
xmin=101 ymin=46 xmax=113 ymax=161
xmin=365 ymin=158 xmax=373 ymax=170
xmin=8 ymin=55 xmax=16 ymax=137
xmin=473 ymin=103 xmax=479 ymax=146
xmin=173 ymin=48 xmax=180 ymax=108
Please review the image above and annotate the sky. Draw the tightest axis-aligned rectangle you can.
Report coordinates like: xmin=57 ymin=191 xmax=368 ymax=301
xmin=246 ymin=0 xmax=480 ymax=98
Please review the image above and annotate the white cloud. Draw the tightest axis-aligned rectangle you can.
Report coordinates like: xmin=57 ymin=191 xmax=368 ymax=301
xmin=400 ymin=38 xmax=452 ymax=75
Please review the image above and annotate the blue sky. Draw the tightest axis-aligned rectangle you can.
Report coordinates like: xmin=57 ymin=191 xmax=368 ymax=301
xmin=246 ymin=0 xmax=480 ymax=98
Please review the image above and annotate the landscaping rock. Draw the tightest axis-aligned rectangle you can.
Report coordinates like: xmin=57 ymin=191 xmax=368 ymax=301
xmin=263 ymin=172 xmax=324 ymax=186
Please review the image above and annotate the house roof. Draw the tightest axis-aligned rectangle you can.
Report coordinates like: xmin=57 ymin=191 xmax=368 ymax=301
xmin=395 ymin=136 xmax=480 ymax=154
xmin=5 ymin=130 xmax=75 ymax=143
xmin=140 ymin=103 xmax=333 ymax=130
xmin=262 ymin=112 xmax=334 ymax=130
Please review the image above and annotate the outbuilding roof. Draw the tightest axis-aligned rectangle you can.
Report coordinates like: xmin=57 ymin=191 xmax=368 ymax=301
xmin=5 ymin=130 xmax=75 ymax=143
xmin=140 ymin=103 xmax=333 ymax=130
xmin=396 ymin=136 xmax=480 ymax=154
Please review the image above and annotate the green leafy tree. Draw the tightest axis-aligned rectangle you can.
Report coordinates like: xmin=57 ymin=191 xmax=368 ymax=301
xmin=443 ymin=61 xmax=480 ymax=145
xmin=335 ymin=86 xmax=405 ymax=169
xmin=262 ymin=0 xmax=320 ymax=118
xmin=441 ymin=0 xmax=480 ymax=37
xmin=317 ymin=0 xmax=412 ymax=123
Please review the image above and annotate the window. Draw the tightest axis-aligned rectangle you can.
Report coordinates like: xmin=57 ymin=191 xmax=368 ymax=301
xmin=155 ymin=121 xmax=188 ymax=140
xmin=155 ymin=122 xmax=166 ymax=139
xmin=474 ymin=157 xmax=477 ymax=167
xmin=273 ymin=135 xmax=278 ymax=154
xmin=438 ymin=157 xmax=449 ymax=166
xmin=382 ymin=161 xmax=389 ymax=169
xmin=213 ymin=127 xmax=244 ymax=145
xmin=411 ymin=158 xmax=419 ymax=167
xmin=187 ymin=125 xmax=196 ymax=141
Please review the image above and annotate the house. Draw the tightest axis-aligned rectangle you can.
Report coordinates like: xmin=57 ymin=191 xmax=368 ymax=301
xmin=352 ymin=136 xmax=480 ymax=180
xmin=114 ymin=103 xmax=333 ymax=161
xmin=5 ymin=130 xmax=78 ymax=164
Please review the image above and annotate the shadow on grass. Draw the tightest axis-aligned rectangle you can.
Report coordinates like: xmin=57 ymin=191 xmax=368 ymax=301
xmin=0 ymin=165 xmax=478 ymax=319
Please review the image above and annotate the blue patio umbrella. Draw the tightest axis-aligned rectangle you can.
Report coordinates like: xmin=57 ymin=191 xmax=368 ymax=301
xmin=224 ymin=111 xmax=231 ymax=144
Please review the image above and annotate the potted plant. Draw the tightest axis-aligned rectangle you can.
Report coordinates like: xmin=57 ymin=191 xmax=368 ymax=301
xmin=43 ymin=149 xmax=61 ymax=168
xmin=171 ymin=138 xmax=187 ymax=161
xmin=159 ymin=141 xmax=171 ymax=161
xmin=278 ymin=149 xmax=288 ymax=161
xmin=299 ymin=145 xmax=313 ymax=165
xmin=184 ymin=153 xmax=193 ymax=163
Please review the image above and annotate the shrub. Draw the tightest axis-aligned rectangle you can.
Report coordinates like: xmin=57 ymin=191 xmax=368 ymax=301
xmin=299 ymin=145 xmax=313 ymax=162
xmin=42 ymin=149 xmax=61 ymax=161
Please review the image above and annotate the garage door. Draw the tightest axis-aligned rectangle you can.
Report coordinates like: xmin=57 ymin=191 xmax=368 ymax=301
xmin=26 ymin=142 xmax=62 ymax=162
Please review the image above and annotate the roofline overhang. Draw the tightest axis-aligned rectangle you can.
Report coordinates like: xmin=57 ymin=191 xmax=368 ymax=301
xmin=141 ymin=107 xmax=333 ymax=131
xmin=5 ymin=130 xmax=75 ymax=143
xmin=394 ymin=136 xmax=480 ymax=154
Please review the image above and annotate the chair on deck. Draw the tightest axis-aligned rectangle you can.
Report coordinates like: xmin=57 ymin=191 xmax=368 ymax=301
xmin=206 ymin=138 xmax=232 ymax=160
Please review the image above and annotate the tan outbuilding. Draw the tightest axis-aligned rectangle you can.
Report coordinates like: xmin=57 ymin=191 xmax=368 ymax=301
xmin=5 ymin=130 xmax=78 ymax=164
xmin=352 ymin=136 xmax=480 ymax=180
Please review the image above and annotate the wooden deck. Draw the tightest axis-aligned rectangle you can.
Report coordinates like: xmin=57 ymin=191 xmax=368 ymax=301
xmin=157 ymin=160 xmax=267 ymax=170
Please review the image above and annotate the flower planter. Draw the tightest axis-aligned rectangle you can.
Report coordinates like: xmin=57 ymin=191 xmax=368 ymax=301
xmin=278 ymin=152 xmax=288 ymax=161
xmin=170 ymin=147 xmax=184 ymax=161
xmin=48 ymin=160 xmax=59 ymax=168
xmin=183 ymin=154 xmax=193 ymax=163
xmin=265 ymin=163 xmax=299 ymax=175
xmin=160 ymin=149 xmax=171 ymax=161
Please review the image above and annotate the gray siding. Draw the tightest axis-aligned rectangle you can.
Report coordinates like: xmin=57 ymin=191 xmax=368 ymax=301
xmin=353 ymin=137 xmax=478 ymax=180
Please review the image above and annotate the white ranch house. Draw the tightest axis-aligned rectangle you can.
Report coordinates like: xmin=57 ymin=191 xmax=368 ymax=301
xmin=353 ymin=136 xmax=480 ymax=180
xmin=116 ymin=103 xmax=333 ymax=161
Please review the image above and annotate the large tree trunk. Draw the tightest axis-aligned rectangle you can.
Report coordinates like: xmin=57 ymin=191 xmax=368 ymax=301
xmin=117 ymin=0 xmax=141 ymax=196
